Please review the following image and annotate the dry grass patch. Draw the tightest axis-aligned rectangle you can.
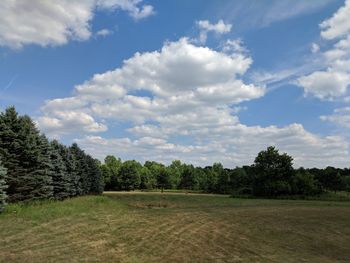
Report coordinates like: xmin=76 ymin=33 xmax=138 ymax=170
xmin=0 ymin=193 xmax=349 ymax=262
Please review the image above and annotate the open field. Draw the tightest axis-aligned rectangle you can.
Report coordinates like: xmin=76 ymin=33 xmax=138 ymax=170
xmin=0 ymin=192 xmax=350 ymax=262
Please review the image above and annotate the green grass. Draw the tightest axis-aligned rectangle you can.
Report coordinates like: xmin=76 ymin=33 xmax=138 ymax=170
xmin=0 ymin=192 xmax=350 ymax=262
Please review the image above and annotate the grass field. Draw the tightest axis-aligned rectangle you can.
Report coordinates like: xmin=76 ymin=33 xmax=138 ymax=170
xmin=0 ymin=192 xmax=350 ymax=262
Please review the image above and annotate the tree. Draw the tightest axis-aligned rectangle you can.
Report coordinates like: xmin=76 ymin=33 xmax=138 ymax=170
xmin=139 ymin=166 xmax=156 ymax=190
xmin=144 ymin=161 xmax=165 ymax=189
xmin=214 ymin=163 xmax=231 ymax=194
xmin=50 ymin=140 xmax=70 ymax=200
xmin=293 ymin=169 xmax=318 ymax=196
xmin=252 ymin=146 xmax=294 ymax=197
xmin=0 ymin=161 xmax=7 ymax=213
xmin=56 ymin=143 xmax=77 ymax=197
xmin=69 ymin=143 xmax=87 ymax=195
xmin=101 ymin=156 xmax=122 ymax=190
xmin=179 ymin=164 xmax=197 ymax=190
xmin=119 ymin=160 xmax=141 ymax=190
xmin=168 ymin=160 xmax=183 ymax=189
xmin=86 ymin=155 xmax=104 ymax=194
xmin=157 ymin=166 xmax=170 ymax=193
xmin=0 ymin=108 xmax=53 ymax=202
xmin=0 ymin=107 xmax=25 ymax=202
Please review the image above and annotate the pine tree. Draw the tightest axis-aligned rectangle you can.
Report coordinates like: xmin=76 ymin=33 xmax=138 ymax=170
xmin=20 ymin=123 xmax=53 ymax=201
xmin=50 ymin=140 xmax=71 ymax=200
xmin=0 ymin=161 xmax=7 ymax=213
xmin=57 ymin=143 xmax=77 ymax=197
xmin=0 ymin=107 xmax=24 ymax=201
xmin=0 ymin=108 xmax=53 ymax=202
xmin=69 ymin=143 xmax=87 ymax=195
xmin=86 ymin=156 xmax=104 ymax=194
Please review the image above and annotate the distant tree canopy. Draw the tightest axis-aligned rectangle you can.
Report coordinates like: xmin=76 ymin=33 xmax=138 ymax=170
xmin=102 ymin=146 xmax=350 ymax=198
xmin=1 ymin=106 xmax=350 ymax=213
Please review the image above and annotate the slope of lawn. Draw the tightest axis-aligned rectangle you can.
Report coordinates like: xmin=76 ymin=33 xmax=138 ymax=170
xmin=0 ymin=192 xmax=350 ymax=262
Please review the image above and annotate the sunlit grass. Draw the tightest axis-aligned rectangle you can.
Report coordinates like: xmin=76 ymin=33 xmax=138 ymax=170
xmin=0 ymin=192 xmax=349 ymax=262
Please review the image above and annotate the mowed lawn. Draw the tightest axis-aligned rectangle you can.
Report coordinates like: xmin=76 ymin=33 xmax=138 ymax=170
xmin=0 ymin=192 xmax=350 ymax=262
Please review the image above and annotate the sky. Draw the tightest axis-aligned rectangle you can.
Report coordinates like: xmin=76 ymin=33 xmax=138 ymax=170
xmin=1 ymin=0 xmax=350 ymax=168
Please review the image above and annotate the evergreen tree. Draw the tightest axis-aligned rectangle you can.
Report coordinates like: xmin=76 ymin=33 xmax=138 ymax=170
xmin=50 ymin=140 xmax=71 ymax=200
xmin=69 ymin=143 xmax=87 ymax=195
xmin=0 ymin=107 xmax=24 ymax=201
xmin=86 ymin=155 xmax=104 ymax=194
xmin=57 ymin=143 xmax=77 ymax=197
xmin=0 ymin=161 xmax=7 ymax=213
xmin=0 ymin=108 xmax=53 ymax=202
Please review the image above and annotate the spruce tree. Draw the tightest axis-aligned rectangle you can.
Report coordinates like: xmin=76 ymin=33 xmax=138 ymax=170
xmin=57 ymin=143 xmax=77 ymax=197
xmin=20 ymin=123 xmax=53 ymax=201
xmin=0 ymin=107 xmax=24 ymax=202
xmin=0 ymin=161 xmax=7 ymax=213
xmin=0 ymin=107 xmax=53 ymax=202
xmin=85 ymin=156 xmax=103 ymax=194
xmin=69 ymin=143 xmax=87 ymax=195
xmin=50 ymin=140 xmax=71 ymax=200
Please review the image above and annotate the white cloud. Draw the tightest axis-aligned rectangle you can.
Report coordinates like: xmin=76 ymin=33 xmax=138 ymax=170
xmin=36 ymin=111 xmax=107 ymax=137
xmin=298 ymin=70 xmax=350 ymax=99
xmin=311 ymin=43 xmax=320 ymax=53
xmin=197 ymin=20 xmax=232 ymax=34
xmin=0 ymin=0 xmax=154 ymax=49
xmin=196 ymin=20 xmax=232 ymax=43
xmin=37 ymin=37 xmax=350 ymax=168
xmin=96 ymin=29 xmax=113 ymax=37
xmin=321 ymin=106 xmax=350 ymax=129
xmin=320 ymin=0 xmax=350 ymax=39
xmin=99 ymin=0 xmax=155 ymax=20
xmin=297 ymin=0 xmax=350 ymax=99
xmin=75 ymin=122 xmax=350 ymax=168
xmin=222 ymin=39 xmax=248 ymax=54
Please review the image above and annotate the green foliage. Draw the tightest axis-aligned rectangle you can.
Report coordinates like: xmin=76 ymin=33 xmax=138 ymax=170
xmin=168 ymin=160 xmax=183 ymax=189
xmin=50 ymin=140 xmax=71 ymax=200
xmin=119 ymin=160 xmax=142 ymax=190
xmin=86 ymin=155 xmax=104 ymax=194
xmin=252 ymin=146 xmax=294 ymax=197
xmin=101 ymin=155 xmax=122 ymax=190
xmin=0 ymin=108 xmax=53 ymax=202
xmin=0 ymin=106 xmax=104 ymax=204
xmin=293 ymin=169 xmax=319 ymax=196
xmin=179 ymin=164 xmax=197 ymax=190
xmin=140 ymin=166 xmax=156 ymax=189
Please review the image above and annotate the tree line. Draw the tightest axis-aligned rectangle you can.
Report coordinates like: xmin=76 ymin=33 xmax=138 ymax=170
xmin=0 ymin=107 xmax=104 ymax=212
xmin=102 ymin=147 xmax=350 ymax=197
xmin=1 ymin=106 xmax=350 ymax=213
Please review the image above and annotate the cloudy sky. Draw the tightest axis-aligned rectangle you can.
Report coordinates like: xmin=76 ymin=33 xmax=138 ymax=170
xmin=1 ymin=0 xmax=350 ymax=168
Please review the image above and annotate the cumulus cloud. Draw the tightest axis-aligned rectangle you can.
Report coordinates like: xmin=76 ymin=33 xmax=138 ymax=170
xmin=297 ymin=0 xmax=350 ymax=99
xmin=298 ymin=70 xmax=350 ymax=100
xmin=37 ymin=37 xmax=350 ymax=167
xmin=0 ymin=0 xmax=154 ymax=49
xmin=196 ymin=20 xmax=232 ymax=44
xmin=320 ymin=0 xmax=350 ymax=40
xmin=36 ymin=111 xmax=107 ymax=138
xmin=321 ymin=107 xmax=350 ymax=129
xmin=75 ymin=123 xmax=350 ymax=168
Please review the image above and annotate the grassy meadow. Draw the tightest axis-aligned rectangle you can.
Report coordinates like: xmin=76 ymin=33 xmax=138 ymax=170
xmin=0 ymin=192 xmax=350 ymax=262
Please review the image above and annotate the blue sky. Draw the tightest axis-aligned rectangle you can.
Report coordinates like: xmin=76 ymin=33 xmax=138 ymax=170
xmin=1 ymin=0 xmax=350 ymax=168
